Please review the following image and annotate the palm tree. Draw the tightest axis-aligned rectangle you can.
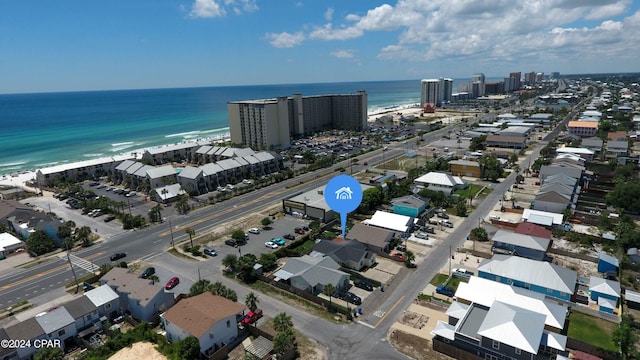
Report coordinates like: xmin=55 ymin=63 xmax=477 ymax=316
xmin=245 ymin=292 xmax=259 ymax=312
xmin=76 ymin=226 xmax=92 ymax=247
xmin=272 ymin=312 xmax=293 ymax=333
xmin=148 ymin=274 xmax=159 ymax=285
xmin=160 ymin=188 xmax=169 ymax=203
xmin=184 ymin=227 xmax=195 ymax=249
xmin=323 ymin=283 xmax=336 ymax=306
xmin=222 ymin=254 xmax=238 ymax=272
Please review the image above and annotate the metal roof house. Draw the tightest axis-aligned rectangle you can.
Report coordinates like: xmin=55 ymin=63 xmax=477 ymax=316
xmin=597 ymin=252 xmax=619 ymax=275
xmin=414 ymin=172 xmax=466 ymax=195
xmin=273 ymin=255 xmax=350 ymax=295
xmin=432 ymin=276 xmax=569 ymax=360
xmin=589 ymin=276 xmax=621 ymax=314
xmin=477 ymin=255 xmax=577 ymax=301
xmin=491 ymin=229 xmax=551 ymax=261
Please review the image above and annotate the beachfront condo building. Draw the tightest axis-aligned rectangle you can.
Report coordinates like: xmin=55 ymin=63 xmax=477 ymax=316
xmin=420 ymin=78 xmax=452 ymax=108
xmin=228 ymin=91 xmax=367 ymax=150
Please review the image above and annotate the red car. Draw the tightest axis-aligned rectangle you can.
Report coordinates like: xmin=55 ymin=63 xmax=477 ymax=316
xmin=240 ymin=309 xmax=263 ymax=325
xmin=165 ymin=277 xmax=180 ymax=290
xmin=391 ymin=253 xmax=406 ymax=261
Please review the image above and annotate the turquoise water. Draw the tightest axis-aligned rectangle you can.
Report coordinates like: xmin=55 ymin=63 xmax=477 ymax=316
xmin=0 ymin=79 xmax=482 ymax=175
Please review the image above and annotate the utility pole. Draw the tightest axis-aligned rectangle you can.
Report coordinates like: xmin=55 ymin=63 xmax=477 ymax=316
xmin=449 ymin=244 xmax=452 ymax=275
xmin=168 ymin=219 xmax=175 ymax=247
xmin=67 ymin=252 xmax=80 ymax=294
xmin=198 ymin=268 xmax=201 ymax=282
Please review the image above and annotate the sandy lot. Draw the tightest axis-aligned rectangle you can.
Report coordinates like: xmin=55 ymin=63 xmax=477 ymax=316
xmin=108 ymin=342 xmax=168 ymax=360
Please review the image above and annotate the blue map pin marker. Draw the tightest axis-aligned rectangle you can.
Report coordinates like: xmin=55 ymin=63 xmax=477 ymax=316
xmin=324 ymin=175 xmax=363 ymax=238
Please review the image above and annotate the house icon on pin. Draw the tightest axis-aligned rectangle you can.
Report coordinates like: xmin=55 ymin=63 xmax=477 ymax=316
xmin=335 ymin=187 xmax=353 ymax=200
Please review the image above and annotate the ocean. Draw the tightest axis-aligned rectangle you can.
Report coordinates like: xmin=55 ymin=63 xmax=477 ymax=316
xmin=0 ymin=78 xmax=489 ymax=175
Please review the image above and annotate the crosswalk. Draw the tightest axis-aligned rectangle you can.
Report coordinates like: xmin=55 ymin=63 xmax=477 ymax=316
xmin=67 ymin=254 xmax=99 ymax=273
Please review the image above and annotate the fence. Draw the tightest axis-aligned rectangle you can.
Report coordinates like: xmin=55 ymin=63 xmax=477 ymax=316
xmin=566 ymin=338 xmax=619 ymax=360
xmin=548 ymin=247 xmax=598 ymax=263
xmin=432 ymin=339 xmax=482 ymax=360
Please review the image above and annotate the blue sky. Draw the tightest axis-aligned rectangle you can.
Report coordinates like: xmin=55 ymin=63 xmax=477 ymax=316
xmin=2 ymin=0 xmax=640 ymax=93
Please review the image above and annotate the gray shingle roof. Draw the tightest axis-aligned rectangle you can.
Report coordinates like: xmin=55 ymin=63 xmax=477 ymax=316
xmin=64 ymin=296 xmax=97 ymax=320
xmin=5 ymin=318 xmax=45 ymax=342
xmin=35 ymin=307 xmax=74 ymax=334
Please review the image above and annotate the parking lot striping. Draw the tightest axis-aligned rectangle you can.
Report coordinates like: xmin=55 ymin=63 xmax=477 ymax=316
xmin=374 ymin=296 xmax=405 ymax=328
xmin=0 ymin=251 xmax=104 ymax=290
xmin=357 ymin=321 xmax=376 ymax=329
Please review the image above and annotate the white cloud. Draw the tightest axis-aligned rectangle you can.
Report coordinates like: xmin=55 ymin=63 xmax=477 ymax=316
xmin=325 ymin=8 xmax=334 ymax=22
xmin=190 ymin=0 xmax=226 ymax=18
xmin=330 ymin=49 xmax=356 ymax=59
xmin=189 ymin=0 xmax=257 ymax=18
xmin=266 ymin=31 xmax=305 ymax=48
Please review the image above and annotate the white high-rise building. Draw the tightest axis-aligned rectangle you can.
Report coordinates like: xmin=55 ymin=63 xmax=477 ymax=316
xmin=471 ymin=73 xmax=486 ymax=97
xmin=439 ymin=78 xmax=453 ymax=104
xmin=420 ymin=79 xmax=440 ymax=107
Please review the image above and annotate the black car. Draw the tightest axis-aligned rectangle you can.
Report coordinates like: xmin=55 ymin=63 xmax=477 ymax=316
xmin=283 ymin=234 xmax=295 ymax=240
xmin=344 ymin=292 xmax=362 ymax=305
xmin=110 ymin=253 xmax=126 ymax=261
xmin=140 ymin=267 xmax=155 ymax=279
xmin=437 ymin=212 xmax=450 ymax=219
xmin=424 ymin=226 xmax=436 ymax=234
xmin=225 ymin=239 xmax=237 ymax=247
xmin=354 ymin=279 xmax=373 ymax=291
xmin=104 ymin=215 xmax=116 ymax=222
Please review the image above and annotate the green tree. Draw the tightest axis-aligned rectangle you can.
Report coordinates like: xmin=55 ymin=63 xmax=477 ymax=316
xmin=175 ymin=336 xmax=201 ymax=360
xmin=222 ymin=254 xmax=239 ymax=272
xmin=148 ymin=274 xmax=159 ymax=285
xmin=404 ymin=250 xmax=416 ymax=267
xmin=148 ymin=204 xmax=163 ymax=223
xmin=455 ymin=200 xmax=467 ymax=217
xmin=272 ymin=312 xmax=293 ymax=333
xmin=34 ymin=346 xmax=64 ymax=360
xmin=469 ymin=135 xmax=487 ymax=151
xmin=515 ymin=174 xmax=525 ymax=184
xmin=175 ymin=195 xmax=190 ymax=215
xmin=606 ymin=181 xmax=640 ymax=214
xmin=273 ymin=328 xmax=296 ymax=356
xmin=358 ymin=186 xmax=384 ymax=214
xmin=323 ymin=283 xmax=336 ymax=305
xmin=509 ymin=152 xmax=518 ymax=164
xmin=237 ymin=254 xmax=258 ymax=282
xmin=189 ymin=279 xmax=213 ymax=296
xmin=470 ymin=227 xmax=488 ymax=242
xmin=245 ymin=292 xmax=259 ymax=312
xmin=613 ymin=315 xmax=638 ymax=360
xmin=232 ymin=229 xmax=247 ymax=242
xmin=76 ymin=226 xmax=93 ymax=247
xmin=184 ymin=227 xmax=195 ymax=249
xmin=479 ymin=153 xmax=503 ymax=182
xmin=25 ymin=230 xmax=57 ymax=255
xmin=261 ymin=217 xmax=272 ymax=227
xmin=258 ymin=253 xmax=278 ymax=271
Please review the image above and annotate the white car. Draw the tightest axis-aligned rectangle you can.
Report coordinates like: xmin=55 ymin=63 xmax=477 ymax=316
xmin=248 ymin=228 xmax=260 ymax=234
xmin=226 ymin=184 xmax=235 ymax=189
xmin=217 ymin=186 xmax=226 ymax=192
xmin=242 ymin=179 xmax=253 ymax=184
xmin=265 ymin=241 xmax=278 ymax=249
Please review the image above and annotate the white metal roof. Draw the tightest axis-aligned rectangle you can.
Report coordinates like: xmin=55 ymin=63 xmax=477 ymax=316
xmin=492 ymin=229 xmax=550 ymax=252
xmin=597 ymin=297 xmax=617 ymax=310
xmin=432 ymin=320 xmax=456 ymax=340
xmin=625 ymin=290 xmax=640 ymax=304
xmin=478 ymin=255 xmax=577 ymax=295
xmin=477 ymin=301 xmax=546 ymax=354
xmin=0 ymin=232 xmax=24 ymax=250
xmin=145 ymin=165 xmax=176 ymax=179
xmin=84 ymin=284 xmax=119 ymax=307
xmin=541 ymin=331 xmax=567 ymax=351
xmin=365 ymin=211 xmax=413 ymax=232
xmin=414 ymin=172 xmax=463 ymax=187
xmin=455 ymin=276 xmax=567 ymax=329
xmin=445 ymin=301 xmax=469 ymax=319
xmin=589 ymin=276 xmax=621 ymax=298
xmin=522 ymin=209 xmax=564 ymax=225
xmin=556 ymin=147 xmax=595 ymax=155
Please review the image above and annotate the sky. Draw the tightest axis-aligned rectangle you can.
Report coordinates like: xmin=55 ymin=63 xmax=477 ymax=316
xmin=2 ymin=0 xmax=640 ymax=94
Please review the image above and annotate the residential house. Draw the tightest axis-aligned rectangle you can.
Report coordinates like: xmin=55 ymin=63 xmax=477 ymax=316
xmin=449 ymin=160 xmax=482 ymax=178
xmin=414 ymin=172 xmax=466 ymax=195
xmin=498 ymin=126 xmax=533 ymax=138
xmin=514 ymin=223 xmax=552 ymax=239
xmin=4 ymin=318 xmax=47 ymax=360
xmin=533 ymin=191 xmax=572 ymax=214
xmin=312 ymin=239 xmax=376 ymax=270
xmin=153 ymin=183 xmax=186 ymax=203
xmin=35 ymin=307 xmax=77 ymax=351
xmin=64 ymin=295 xmax=99 ymax=332
xmin=624 ymin=290 xmax=640 ymax=311
xmin=0 ymin=232 xmax=25 ymax=259
xmin=477 ymin=254 xmax=577 ymax=301
xmin=84 ymin=284 xmax=121 ymax=319
xmin=0 ymin=329 xmax=15 ymax=360
xmin=485 ymin=135 xmax=526 ymax=149
xmin=541 ymin=173 xmax=578 ymax=190
xmin=555 ymin=147 xmax=594 ymax=161
xmin=100 ymin=267 xmax=175 ymax=322
xmin=597 ymin=253 xmax=619 ymax=275
xmin=273 ymin=255 xmax=350 ymax=295
xmin=345 ymin=223 xmax=394 ymax=253
xmin=581 ymin=138 xmax=603 ymax=154
xmin=491 ymin=229 xmax=551 ymax=261
xmin=522 ymin=209 xmax=564 ymax=227
xmin=606 ymin=140 xmax=629 ymax=157
xmin=538 ymin=165 xmax=583 ymax=183
xmin=0 ymin=200 xmax=64 ymax=245
xmin=567 ymin=121 xmax=598 ymax=138
xmin=161 ymin=293 xmax=245 ymax=357
xmin=177 ymin=166 xmax=206 ymax=195
xmin=607 ymin=131 xmax=627 ymax=141
xmin=628 ymin=248 xmax=640 ymax=263
xmin=553 ymin=153 xmax=585 ymax=167
xmin=391 ymin=195 xmax=428 ymax=218
xmin=364 ymin=211 xmax=415 ymax=236
xmin=146 ymin=165 xmax=178 ymax=190
xmin=589 ymin=276 xmax=621 ymax=314
xmin=432 ymin=276 xmax=569 ymax=360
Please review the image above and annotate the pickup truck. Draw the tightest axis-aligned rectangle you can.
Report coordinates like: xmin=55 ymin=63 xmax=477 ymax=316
xmin=240 ymin=309 xmax=263 ymax=326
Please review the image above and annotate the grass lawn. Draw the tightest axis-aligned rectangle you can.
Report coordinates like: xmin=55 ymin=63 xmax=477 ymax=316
xmin=429 ymin=273 xmax=464 ymax=290
xmin=455 ymin=184 xmax=484 ymax=199
xmin=567 ymin=311 xmax=617 ymax=352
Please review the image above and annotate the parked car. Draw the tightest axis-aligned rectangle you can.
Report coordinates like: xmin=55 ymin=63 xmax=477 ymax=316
xmin=104 ymin=215 xmax=116 ymax=222
xmin=110 ymin=253 xmax=126 ymax=261
xmin=436 ymin=285 xmax=454 ymax=297
xmin=165 ymin=277 xmax=180 ymax=290
xmin=272 ymin=237 xmax=286 ymax=246
xmin=391 ymin=253 xmax=406 ymax=261
xmin=283 ymin=234 xmax=295 ymax=240
xmin=140 ymin=267 xmax=156 ymax=279
xmin=513 ymin=205 xmax=524 ymax=210
xmin=438 ymin=220 xmax=454 ymax=228
xmin=396 ymin=244 xmax=407 ymax=252
xmin=437 ymin=212 xmax=450 ymax=219
xmin=240 ymin=309 xmax=263 ymax=325
xmin=302 ymin=226 xmax=309 ymax=231
xmin=203 ymin=246 xmax=218 ymax=256
xmin=344 ymin=292 xmax=362 ymax=305
xmin=452 ymin=268 xmax=474 ymax=278
xmin=265 ymin=241 xmax=278 ymax=249
xmin=294 ymin=227 xmax=305 ymax=234
xmin=225 ymin=239 xmax=237 ymax=247
xmin=354 ymin=279 xmax=373 ymax=291
xmin=424 ymin=226 xmax=436 ymax=234
xmin=248 ymin=228 xmax=261 ymax=234
xmin=415 ymin=232 xmax=428 ymax=240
